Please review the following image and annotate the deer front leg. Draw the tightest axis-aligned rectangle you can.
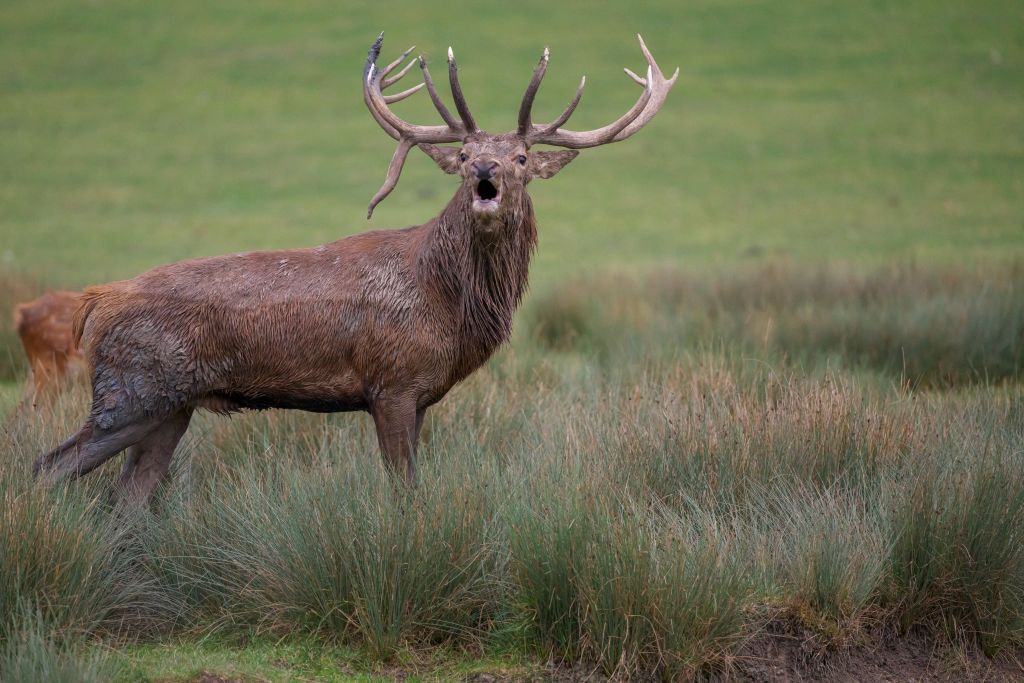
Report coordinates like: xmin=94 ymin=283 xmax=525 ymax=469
xmin=370 ymin=396 xmax=420 ymax=484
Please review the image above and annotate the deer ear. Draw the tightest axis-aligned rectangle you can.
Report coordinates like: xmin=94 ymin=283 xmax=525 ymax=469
xmin=530 ymin=150 xmax=579 ymax=179
xmin=418 ymin=144 xmax=462 ymax=175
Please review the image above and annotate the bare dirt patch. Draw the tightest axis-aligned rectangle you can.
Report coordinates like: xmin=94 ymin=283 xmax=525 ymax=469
xmin=181 ymin=672 xmax=265 ymax=683
xmin=734 ymin=621 xmax=1024 ymax=682
xmin=461 ymin=625 xmax=1024 ymax=682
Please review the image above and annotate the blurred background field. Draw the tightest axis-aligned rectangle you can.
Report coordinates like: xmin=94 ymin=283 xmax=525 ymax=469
xmin=2 ymin=0 xmax=1021 ymax=286
xmin=2 ymin=0 xmax=1023 ymax=681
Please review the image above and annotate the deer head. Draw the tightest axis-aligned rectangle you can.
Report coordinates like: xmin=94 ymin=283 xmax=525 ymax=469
xmin=362 ymin=33 xmax=679 ymax=219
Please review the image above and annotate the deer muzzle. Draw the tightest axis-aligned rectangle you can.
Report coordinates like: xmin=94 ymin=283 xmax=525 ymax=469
xmin=472 ymin=177 xmax=502 ymax=215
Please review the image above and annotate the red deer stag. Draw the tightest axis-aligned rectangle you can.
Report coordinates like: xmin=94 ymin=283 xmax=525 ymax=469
xmin=34 ymin=33 xmax=677 ymax=500
xmin=14 ymin=291 xmax=86 ymax=402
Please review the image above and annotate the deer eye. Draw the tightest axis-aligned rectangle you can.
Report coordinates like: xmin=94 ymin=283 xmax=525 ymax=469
xmin=459 ymin=152 xmax=468 ymax=162
xmin=517 ymin=154 xmax=528 ymax=165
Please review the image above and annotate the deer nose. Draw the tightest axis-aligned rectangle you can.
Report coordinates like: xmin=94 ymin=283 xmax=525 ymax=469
xmin=472 ymin=160 xmax=498 ymax=180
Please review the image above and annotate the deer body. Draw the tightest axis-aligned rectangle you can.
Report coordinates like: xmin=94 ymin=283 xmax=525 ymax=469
xmin=14 ymin=291 xmax=86 ymax=401
xmin=78 ymin=187 xmax=534 ymax=421
xmin=34 ymin=35 xmax=676 ymax=500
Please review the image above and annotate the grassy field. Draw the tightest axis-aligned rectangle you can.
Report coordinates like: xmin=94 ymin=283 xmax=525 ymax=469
xmin=4 ymin=265 xmax=1024 ymax=681
xmin=2 ymin=0 xmax=1024 ymax=681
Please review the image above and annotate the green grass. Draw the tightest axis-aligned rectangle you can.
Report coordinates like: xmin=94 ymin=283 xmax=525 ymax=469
xmin=2 ymin=0 xmax=1023 ymax=680
xmin=0 ymin=382 xmax=22 ymax=413
xmin=1 ymin=0 xmax=1022 ymax=291
xmin=527 ymin=261 xmax=1024 ymax=387
xmin=116 ymin=638 xmax=391 ymax=682
xmin=115 ymin=638 xmax=541 ymax=682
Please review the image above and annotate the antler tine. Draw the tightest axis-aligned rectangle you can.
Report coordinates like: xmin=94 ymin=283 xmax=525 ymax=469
xmin=381 ymin=45 xmax=416 ymax=78
xmin=525 ymin=34 xmax=678 ymax=149
xmin=447 ymin=47 xmax=478 ymax=133
xmin=366 ymin=138 xmax=414 ymax=219
xmin=517 ymin=47 xmax=549 ymax=136
xmin=363 ymin=33 xmax=461 ymax=141
xmin=382 ymin=57 xmax=417 ymax=89
xmin=383 ymin=83 xmax=424 ymax=104
xmin=636 ymin=33 xmax=657 ymax=68
xmin=531 ymin=76 xmax=585 ymax=140
xmin=362 ymin=33 xmax=466 ymax=217
xmin=623 ymin=67 xmax=646 ymax=86
xmin=363 ymin=33 xmax=399 ymax=140
xmin=611 ymin=34 xmax=680 ymax=142
xmin=419 ymin=56 xmax=461 ymax=130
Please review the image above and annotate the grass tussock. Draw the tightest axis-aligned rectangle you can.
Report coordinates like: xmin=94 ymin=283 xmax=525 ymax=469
xmin=1 ymin=261 xmax=1023 ymax=679
xmin=148 ymin=454 xmax=499 ymax=658
xmin=889 ymin=429 xmax=1024 ymax=654
xmin=1 ymin=400 xmax=172 ymax=645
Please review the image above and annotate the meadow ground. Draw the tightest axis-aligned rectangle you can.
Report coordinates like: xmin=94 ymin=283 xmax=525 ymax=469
xmin=1 ymin=0 xmax=1023 ymax=681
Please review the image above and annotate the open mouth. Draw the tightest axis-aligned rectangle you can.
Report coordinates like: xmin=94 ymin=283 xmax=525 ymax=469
xmin=475 ymin=179 xmax=499 ymax=203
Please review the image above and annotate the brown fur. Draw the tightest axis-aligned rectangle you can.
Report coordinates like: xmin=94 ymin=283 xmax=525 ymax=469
xmin=14 ymin=291 xmax=87 ymax=401
xmin=34 ymin=132 xmax=577 ymax=497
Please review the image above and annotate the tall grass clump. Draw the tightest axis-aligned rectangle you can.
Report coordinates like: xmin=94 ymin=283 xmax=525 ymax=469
xmin=607 ymin=361 xmax=914 ymax=510
xmin=527 ymin=261 xmax=1024 ymax=387
xmin=0 ymin=608 xmax=122 ymax=683
xmin=1 ymin=393 xmax=173 ymax=651
xmin=146 ymin=413 xmax=502 ymax=657
xmin=0 ymin=465 xmax=164 ymax=644
xmin=650 ymin=505 xmax=750 ymax=679
xmin=888 ymin=393 xmax=1024 ymax=653
xmin=753 ymin=485 xmax=889 ymax=637
xmin=504 ymin=444 xmax=749 ymax=677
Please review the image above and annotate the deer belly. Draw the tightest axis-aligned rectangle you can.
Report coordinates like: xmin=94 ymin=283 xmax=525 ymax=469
xmin=201 ymin=346 xmax=369 ymax=414
xmin=202 ymin=391 xmax=369 ymax=414
xmin=196 ymin=367 xmax=369 ymax=414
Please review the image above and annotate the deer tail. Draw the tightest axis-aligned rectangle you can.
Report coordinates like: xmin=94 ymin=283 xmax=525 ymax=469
xmin=72 ymin=287 xmax=108 ymax=349
xmin=13 ymin=302 xmax=28 ymax=337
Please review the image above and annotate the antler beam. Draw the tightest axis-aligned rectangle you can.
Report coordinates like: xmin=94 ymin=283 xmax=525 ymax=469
xmin=447 ymin=47 xmax=478 ymax=133
xmin=517 ymin=47 xmax=549 ymax=136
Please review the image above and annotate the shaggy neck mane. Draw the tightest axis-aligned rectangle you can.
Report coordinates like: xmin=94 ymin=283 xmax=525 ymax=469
xmin=419 ymin=185 xmax=538 ymax=376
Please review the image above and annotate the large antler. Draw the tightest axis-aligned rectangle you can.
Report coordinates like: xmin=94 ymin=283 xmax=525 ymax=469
xmin=518 ymin=34 xmax=679 ymax=149
xmin=363 ymin=33 xmax=478 ymax=217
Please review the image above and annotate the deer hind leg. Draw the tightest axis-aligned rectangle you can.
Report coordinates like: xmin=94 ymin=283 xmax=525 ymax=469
xmin=32 ymin=418 xmax=161 ymax=483
xmin=33 ymin=367 xmax=179 ymax=483
xmin=115 ymin=409 xmax=192 ymax=503
xmin=414 ymin=406 xmax=427 ymax=448
xmin=370 ymin=397 xmax=420 ymax=485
